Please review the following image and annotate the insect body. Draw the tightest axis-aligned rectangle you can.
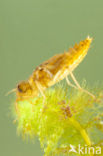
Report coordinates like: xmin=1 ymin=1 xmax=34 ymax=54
xmin=16 ymin=36 xmax=95 ymax=101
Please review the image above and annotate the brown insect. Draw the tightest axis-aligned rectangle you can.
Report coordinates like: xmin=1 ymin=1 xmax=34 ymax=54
xmin=7 ymin=36 xmax=95 ymax=103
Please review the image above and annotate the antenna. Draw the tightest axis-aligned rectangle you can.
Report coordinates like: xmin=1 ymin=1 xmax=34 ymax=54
xmin=5 ymin=88 xmax=16 ymax=96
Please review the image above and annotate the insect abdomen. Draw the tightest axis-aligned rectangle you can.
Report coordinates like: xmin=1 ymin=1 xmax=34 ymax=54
xmin=29 ymin=37 xmax=92 ymax=91
xmin=68 ymin=36 xmax=92 ymax=71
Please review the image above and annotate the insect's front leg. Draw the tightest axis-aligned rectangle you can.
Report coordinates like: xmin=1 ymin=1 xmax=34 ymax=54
xmin=35 ymin=80 xmax=46 ymax=103
xmin=13 ymin=100 xmax=20 ymax=123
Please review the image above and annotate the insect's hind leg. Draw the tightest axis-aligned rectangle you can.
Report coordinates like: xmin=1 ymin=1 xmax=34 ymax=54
xmin=66 ymin=76 xmax=78 ymax=90
xmin=69 ymin=71 xmax=81 ymax=89
xmin=66 ymin=72 xmax=95 ymax=99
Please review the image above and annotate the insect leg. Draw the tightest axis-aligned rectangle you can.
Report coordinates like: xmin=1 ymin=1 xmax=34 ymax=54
xmin=38 ymin=66 xmax=53 ymax=78
xmin=66 ymin=76 xmax=78 ymax=89
xmin=35 ymin=80 xmax=46 ymax=100
xmin=69 ymin=71 xmax=81 ymax=89
xmin=42 ymin=67 xmax=53 ymax=78
xmin=53 ymin=70 xmax=61 ymax=82
xmin=13 ymin=101 xmax=20 ymax=122
xmin=69 ymin=71 xmax=95 ymax=98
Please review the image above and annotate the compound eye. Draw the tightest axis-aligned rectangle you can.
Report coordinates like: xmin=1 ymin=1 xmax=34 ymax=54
xmin=17 ymin=82 xmax=27 ymax=93
xmin=17 ymin=81 xmax=31 ymax=94
xmin=17 ymin=84 xmax=24 ymax=93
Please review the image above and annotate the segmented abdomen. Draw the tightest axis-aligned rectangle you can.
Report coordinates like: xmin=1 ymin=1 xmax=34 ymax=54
xmin=30 ymin=36 xmax=92 ymax=89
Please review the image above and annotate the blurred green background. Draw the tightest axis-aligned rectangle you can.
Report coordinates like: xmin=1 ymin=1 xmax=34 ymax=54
xmin=0 ymin=0 xmax=103 ymax=156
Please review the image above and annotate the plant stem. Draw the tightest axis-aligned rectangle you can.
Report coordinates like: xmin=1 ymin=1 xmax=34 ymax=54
xmin=69 ymin=117 xmax=93 ymax=156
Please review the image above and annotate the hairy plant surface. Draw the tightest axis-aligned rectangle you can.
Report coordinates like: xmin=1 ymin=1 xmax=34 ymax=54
xmin=11 ymin=83 xmax=103 ymax=156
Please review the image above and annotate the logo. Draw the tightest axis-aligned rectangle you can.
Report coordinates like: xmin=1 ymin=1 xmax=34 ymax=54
xmin=69 ymin=144 xmax=101 ymax=155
